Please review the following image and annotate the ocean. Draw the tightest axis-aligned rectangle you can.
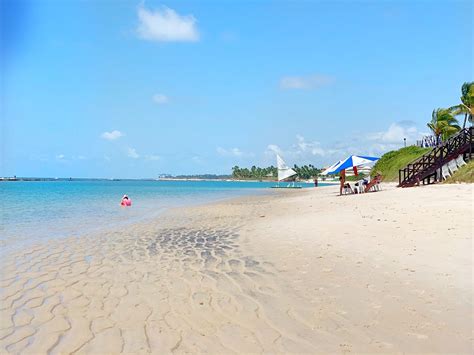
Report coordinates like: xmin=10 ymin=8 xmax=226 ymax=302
xmin=0 ymin=180 xmax=320 ymax=250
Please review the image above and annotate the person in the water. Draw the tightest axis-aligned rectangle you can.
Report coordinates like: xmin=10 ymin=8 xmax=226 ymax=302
xmin=120 ymin=195 xmax=132 ymax=206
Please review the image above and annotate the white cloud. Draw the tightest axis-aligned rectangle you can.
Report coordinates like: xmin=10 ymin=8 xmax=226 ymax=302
xmin=263 ymin=122 xmax=424 ymax=168
xmin=127 ymin=147 xmax=140 ymax=159
xmin=280 ymin=74 xmax=334 ymax=90
xmin=56 ymin=154 xmax=65 ymax=160
xmin=295 ymin=135 xmax=325 ymax=156
xmin=367 ymin=122 xmax=419 ymax=144
xmin=101 ymin=130 xmax=124 ymax=141
xmin=359 ymin=122 xmax=423 ymax=157
xmin=217 ymin=147 xmax=244 ymax=157
xmin=137 ymin=5 xmax=199 ymax=42
xmin=266 ymin=136 xmax=327 ymax=160
xmin=266 ymin=144 xmax=282 ymax=155
xmin=152 ymin=94 xmax=169 ymax=104
xmin=266 ymin=139 xmax=359 ymax=169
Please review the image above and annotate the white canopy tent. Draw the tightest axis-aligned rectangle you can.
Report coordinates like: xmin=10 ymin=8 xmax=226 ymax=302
xmin=321 ymin=155 xmax=379 ymax=175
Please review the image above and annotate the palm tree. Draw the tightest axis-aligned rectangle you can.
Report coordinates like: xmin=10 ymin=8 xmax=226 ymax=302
xmin=450 ymin=82 xmax=474 ymax=129
xmin=231 ymin=165 xmax=241 ymax=178
xmin=427 ymin=108 xmax=461 ymax=144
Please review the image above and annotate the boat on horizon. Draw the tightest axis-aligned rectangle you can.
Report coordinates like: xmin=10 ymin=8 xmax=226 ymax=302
xmin=271 ymin=154 xmax=302 ymax=189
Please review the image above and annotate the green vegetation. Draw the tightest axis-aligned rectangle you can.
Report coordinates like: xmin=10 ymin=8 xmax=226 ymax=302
xmin=427 ymin=108 xmax=461 ymax=144
xmin=231 ymin=164 xmax=321 ymax=180
xmin=345 ymin=174 xmax=368 ymax=182
xmin=425 ymin=82 xmax=473 ymax=145
xmin=450 ymin=81 xmax=474 ymax=129
xmin=232 ymin=166 xmax=276 ymax=180
xmin=444 ymin=160 xmax=474 ymax=184
xmin=292 ymin=165 xmax=321 ymax=179
xmin=232 ymin=83 xmax=474 ymax=184
xmin=371 ymin=146 xmax=431 ymax=182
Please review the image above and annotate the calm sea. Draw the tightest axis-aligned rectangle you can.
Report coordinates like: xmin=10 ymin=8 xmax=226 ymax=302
xmin=0 ymin=180 xmax=319 ymax=250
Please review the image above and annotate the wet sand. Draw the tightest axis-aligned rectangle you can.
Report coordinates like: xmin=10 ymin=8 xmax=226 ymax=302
xmin=0 ymin=183 xmax=472 ymax=353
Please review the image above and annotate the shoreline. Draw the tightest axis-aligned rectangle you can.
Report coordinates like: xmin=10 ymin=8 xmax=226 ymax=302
xmin=1 ymin=183 xmax=472 ymax=353
xmin=0 ymin=181 xmax=283 ymax=255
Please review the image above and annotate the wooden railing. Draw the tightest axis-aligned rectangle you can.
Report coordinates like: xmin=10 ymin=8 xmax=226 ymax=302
xmin=398 ymin=127 xmax=473 ymax=187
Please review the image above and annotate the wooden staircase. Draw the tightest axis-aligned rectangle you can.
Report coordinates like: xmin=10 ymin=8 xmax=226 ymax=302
xmin=398 ymin=127 xmax=473 ymax=187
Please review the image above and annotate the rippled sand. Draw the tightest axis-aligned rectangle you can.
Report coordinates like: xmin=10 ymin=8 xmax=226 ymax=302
xmin=1 ymin=184 xmax=472 ymax=353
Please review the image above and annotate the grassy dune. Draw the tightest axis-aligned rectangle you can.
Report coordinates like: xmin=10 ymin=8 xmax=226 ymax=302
xmin=444 ymin=160 xmax=474 ymax=183
xmin=371 ymin=146 xmax=431 ymax=182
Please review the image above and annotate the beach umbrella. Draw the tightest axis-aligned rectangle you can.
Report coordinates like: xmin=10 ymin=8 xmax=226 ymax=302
xmin=320 ymin=160 xmax=343 ymax=175
xmin=323 ymin=155 xmax=379 ymax=175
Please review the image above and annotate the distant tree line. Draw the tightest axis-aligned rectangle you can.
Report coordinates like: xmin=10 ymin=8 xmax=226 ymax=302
xmin=232 ymin=164 xmax=321 ymax=180
xmin=232 ymin=166 xmax=277 ymax=179
xmin=293 ymin=164 xmax=322 ymax=179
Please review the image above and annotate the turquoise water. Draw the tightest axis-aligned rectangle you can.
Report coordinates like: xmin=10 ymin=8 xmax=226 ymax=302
xmin=0 ymin=180 xmax=319 ymax=248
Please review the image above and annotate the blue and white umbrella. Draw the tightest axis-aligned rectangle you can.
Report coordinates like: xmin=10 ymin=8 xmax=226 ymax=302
xmin=321 ymin=155 xmax=379 ymax=175
xmin=320 ymin=160 xmax=342 ymax=176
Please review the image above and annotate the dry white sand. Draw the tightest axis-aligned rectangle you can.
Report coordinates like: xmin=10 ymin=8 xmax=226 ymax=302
xmin=1 ymin=183 xmax=472 ymax=353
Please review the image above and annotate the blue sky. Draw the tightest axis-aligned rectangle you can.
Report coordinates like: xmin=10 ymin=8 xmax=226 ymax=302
xmin=1 ymin=0 xmax=472 ymax=178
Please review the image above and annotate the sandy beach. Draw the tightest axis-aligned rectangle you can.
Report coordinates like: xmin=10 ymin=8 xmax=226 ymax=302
xmin=1 ymin=184 xmax=472 ymax=354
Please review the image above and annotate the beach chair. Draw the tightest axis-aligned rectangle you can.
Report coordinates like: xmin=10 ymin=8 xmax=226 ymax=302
xmin=447 ymin=159 xmax=458 ymax=174
xmin=441 ymin=164 xmax=451 ymax=180
xmin=455 ymin=154 xmax=467 ymax=168
xmin=373 ymin=180 xmax=381 ymax=191
xmin=372 ymin=176 xmax=381 ymax=191
xmin=343 ymin=183 xmax=353 ymax=195
xmin=354 ymin=180 xmax=365 ymax=194
xmin=364 ymin=175 xmax=382 ymax=192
